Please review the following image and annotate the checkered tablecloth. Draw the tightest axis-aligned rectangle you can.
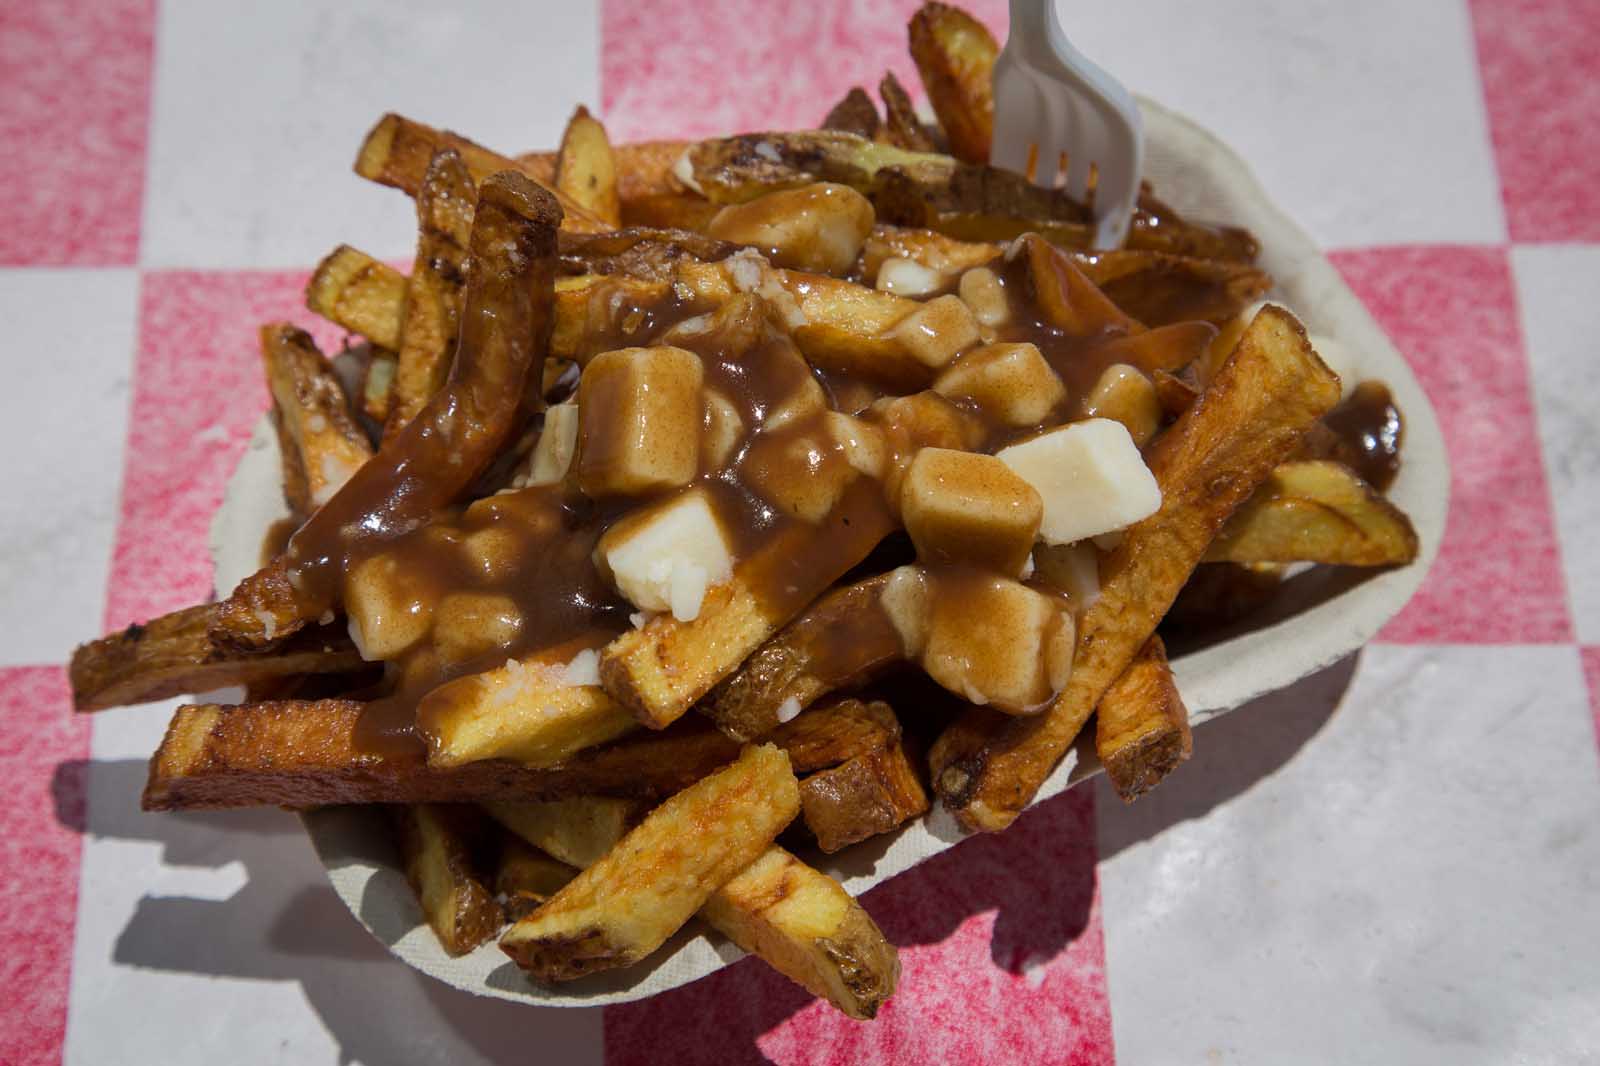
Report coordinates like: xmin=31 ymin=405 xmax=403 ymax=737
xmin=3 ymin=1 xmax=1596 ymax=1063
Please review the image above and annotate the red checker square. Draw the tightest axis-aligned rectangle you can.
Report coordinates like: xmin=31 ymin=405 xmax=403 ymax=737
xmin=0 ymin=666 xmax=89 ymax=1066
xmin=601 ymin=0 xmax=1007 ymax=142
xmin=1469 ymin=0 xmax=1600 ymax=241
xmin=1331 ymin=246 xmax=1570 ymax=644
xmin=105 ymin=270 xmax=348 ymax=631
xmin=605 ymin=787 xmax=1112 ymax=1066
xmin=1582 ymin=647 xmax=1600 ymax=754
xmin=0 ymin=0 xmax=154 ymax=266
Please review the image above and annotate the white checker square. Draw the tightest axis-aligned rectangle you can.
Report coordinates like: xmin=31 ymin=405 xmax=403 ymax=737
xmin=1513 ymin=244 xmax=1600 ymax=644
xmin=1096 ymin=645 xmax=1600 ymax=1064
xmin=142 ymin=0 xmax=600 ymax=269
xmin=66 ymin=707 xmax=605 ymax=1066
xmin=1065 ymin=0 xmax=1506 ymax=247
xmin=0 ymin=268 xmax=136 ymax=666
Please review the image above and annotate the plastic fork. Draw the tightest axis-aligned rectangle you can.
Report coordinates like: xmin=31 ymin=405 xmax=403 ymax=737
xmin=990 ymin=0 xmax=1143 ymax=249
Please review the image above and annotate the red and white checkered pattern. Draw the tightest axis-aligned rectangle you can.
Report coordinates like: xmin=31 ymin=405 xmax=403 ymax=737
xmin=3 ymin=1 xmax=1596 ymax=1063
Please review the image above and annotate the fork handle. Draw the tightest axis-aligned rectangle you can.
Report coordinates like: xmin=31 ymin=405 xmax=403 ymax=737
xmin=1006 ymin=0 xmax=1085 ymax=66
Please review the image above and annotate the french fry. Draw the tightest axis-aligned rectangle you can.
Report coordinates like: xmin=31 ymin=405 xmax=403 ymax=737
xmin=268 ymin=406 xmax=312 ymax=518
xmin=599 ymin=484 xmax=897 ymax=729
xmin=213 ymin=172 xmax=562 ymax=651
xmin=491 ymin=790 xmax=898 ymax=1017
xmin=704 ymin=575 xmax=901 ymax=741
xmin=387 ymin=148 xmax=476 ymax=441
xmin=554 ymin=106 xmax=621 ymax=228
xmin=1073 ymin=249 xmax=1274 ymax=328
xmin=417 ymin=650 xmax=639 ymax=768
xmin=766 ymin=697 xmax=903 ymax=769
xmin=799 ymin=735 xmax=928 ymax=852
xmin=1094 ymin=635 xmax=1192 ymax=802
xmin=142 ymin=701 xmax=743 ymax=811
xmin=305 ymin=244 xmax=407 ymax=350
xmin=392 ymin=804 xmax=504 ymax=955
xmin=702 ymin=846 xmax=899 ymax=1019
xmin=482 ymin=796 xmax=644 ymax=868
xmin=517 ymin=138 xmax=690 ymax=205
xmin=908 ymin=1 xmax=999 ymax=164
xmin=821 ymin=86 xmax=881 ymax=139
xmin=261 ymin=324 xmax=374 ymax=511
xmin=932 ymin=305 xmax=1341 ymax=831
xmin=878 ymin=72 xmax=935 ymax=152
xmin=354 ymin=112 xmax=610 ymax=232
xmin=70 ymin=604 xmax=362 ymax=712
xmin=495 ymin=835 xmax=578 ymax=920
xmin=499 ymin=743 xmax=800 ymax=981
xmin=1206 ymin=460 xmax=1420 ymax=566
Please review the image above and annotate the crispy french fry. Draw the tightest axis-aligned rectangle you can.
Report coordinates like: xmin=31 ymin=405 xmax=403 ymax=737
xmin=499 ymin=743 xmax=800 ymax=981
xmin=554 ymin=106 xmax=621 ymax=228
xmin=305 ymin=244 xmax=407 ymax=350
xmin=261 ymin=324 xmax=374 ymax=510
xmin=765 ymin=697 xmax=903 ymax=769
xmin=821 ymin=86 xmax=881 ymax=139
xmin=878 ymin=72 xmax=935 ymax=152
xmin=932 ymin=306 xmax=1341 ymax=831
xmin=1094 ymin=635 xmax=1192 ymax=802
xmin=142 ymin=701 xmax=743 ymax=811
xmin=355 ymin=112 xmax=609 ymax=232
xmin=600 ymin=485 xmax=896 ymax=729
xmin=908 ymin=1 xmax=999 ymax=164
xmin=495 ymin=835 xmax=578 ymax=920
xmin=392 ymin=804 xmax=504 ymax=955
xmin=799 ymin=736 xmax=928 ymax=853
xmin=482 ymin=796 xmax=644 ymax=868
xmin=861 ymin=223 xmax=999 ymax=281
xmin=1206 ymin=460 xmax=1420 ymax=566
xmin=387 ymin=148 xmax=476 ymax=441
xmin=704 ymin=575 xmax=901 ymax=741
xmin=702 ymin=846 xmax=899 ymax=1019
xmin=417 ymin=650 xmax=639 ymax=768
xmin=491 ymin=790 xmax=897 ymax=1017
xmin=70 ymin=604 xmax=362 ymax=712
xmin=213 ymin=173 xmax=561 ymax=651
xmin=518 ymin=138 xmax=690 ymax=205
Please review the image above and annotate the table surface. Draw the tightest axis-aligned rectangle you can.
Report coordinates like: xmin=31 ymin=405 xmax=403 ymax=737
xmin=4 ymin=1 xmax=1598 ymax=1064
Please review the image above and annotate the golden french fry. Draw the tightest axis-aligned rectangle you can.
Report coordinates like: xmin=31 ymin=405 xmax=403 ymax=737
xmin=387 ymin=148 xmax=476 ymax=441
xmin=703 ymin=846 xmax=899 ymax=1019
xmin=499 ymin=743 xmax=799 ymax=981
xmin=908 ymin=1 xmax=999 ymax=163
xmin=261 ymin=323 xmax=374 ymax=511
xmin=489 ymin=787 xmax=897 ymax=1017
xmin=305 ymin=244 xmax=406 ymax=350
xmin=392 ymin=804 xmax=504 ymax=955
xmin=69 ymin=604 xmax=362 ymax=712
xmin=554 ymin=105 xmax=621 ymax=228
xmin=417 ymin=650 xmax=639 ymax=769
xmin=933 ymin=305 xmax=1341 ymax=831
xmin=1094 ymin=635 xmax=1191 ymax=802
xmin=1206 ymin=460 xmax=1420 ymax=566
xmin=1073 ymin=249 xmax=1273 ymax=328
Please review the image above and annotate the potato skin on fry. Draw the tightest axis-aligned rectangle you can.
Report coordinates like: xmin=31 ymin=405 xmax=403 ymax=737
xmin=554 ymin=105 xmax=621 ymax=228
xmin=800 ymin=739 xmax=929 ymax=853
xmin=1095 ymin=636 xmax=1192 ymax=803
xmin=499 ymin=744 xmax=799 ymax=982
xmin=934 ymin=306 xmax=1341 ymax=831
